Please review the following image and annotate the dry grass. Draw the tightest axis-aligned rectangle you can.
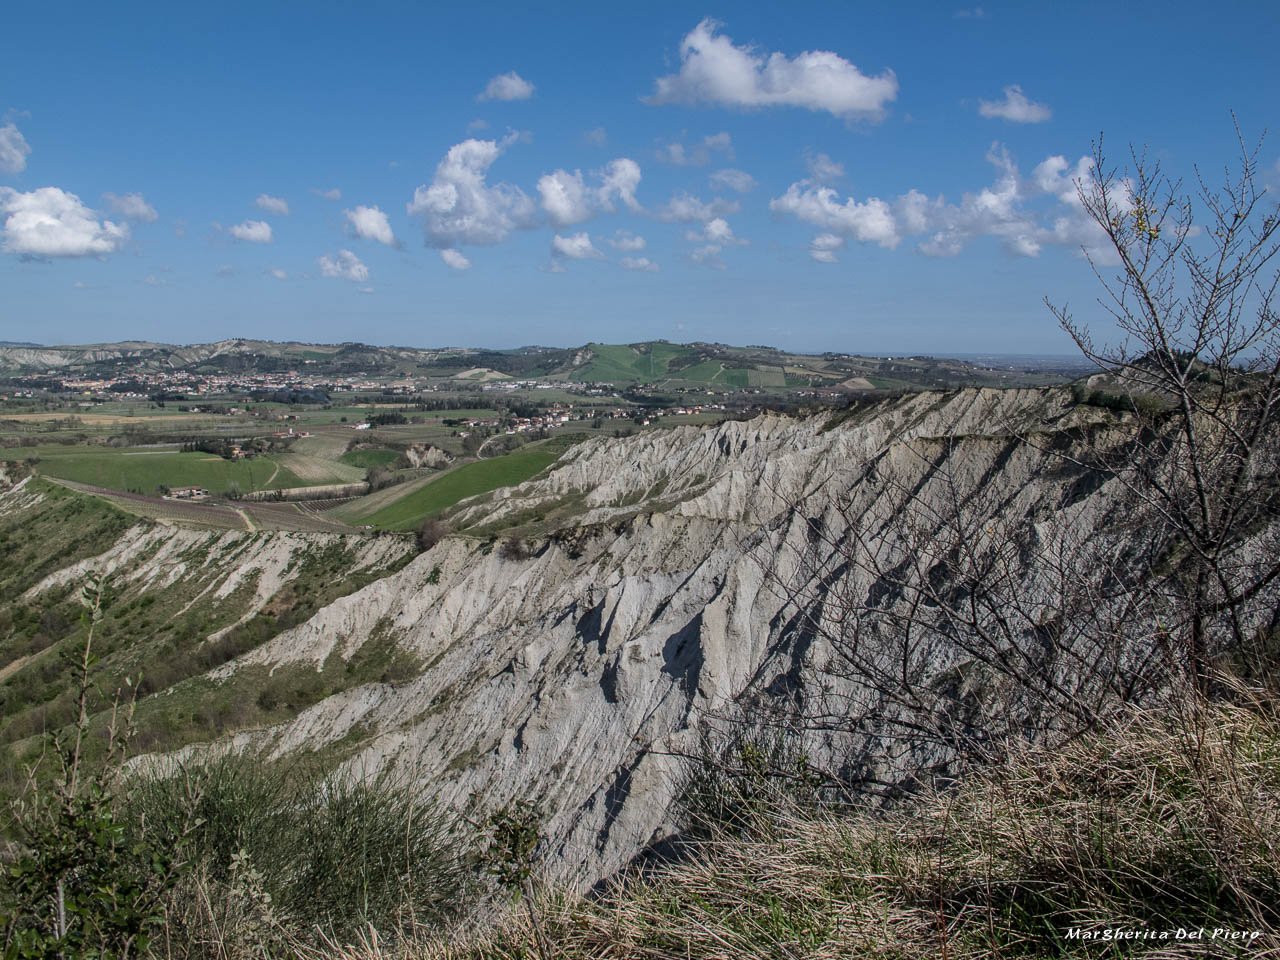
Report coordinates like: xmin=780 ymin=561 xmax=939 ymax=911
xmin=349 ymin=694 xmax=1280 ymax=959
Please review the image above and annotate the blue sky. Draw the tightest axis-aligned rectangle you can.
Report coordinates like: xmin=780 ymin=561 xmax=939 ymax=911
xmin=1 ymin=1 xmax=1276 ymax=353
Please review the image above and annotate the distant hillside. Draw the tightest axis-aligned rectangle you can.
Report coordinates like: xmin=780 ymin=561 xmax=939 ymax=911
xmin=0 ymin=338 xmax=1086 ymax=391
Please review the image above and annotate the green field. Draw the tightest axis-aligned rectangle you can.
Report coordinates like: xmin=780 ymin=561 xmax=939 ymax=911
xmin=357 ymin=448 xmax=561 ymax=530
xmin=569 ymin=342 xmax=693 ymax=383
xmin=0 ymin=445 xmax=309 ymax=495
xmin=339 ymin=448 xmax=400 ymax=469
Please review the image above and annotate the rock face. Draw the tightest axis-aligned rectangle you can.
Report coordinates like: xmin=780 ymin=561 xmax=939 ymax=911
xmin=13 ymin=388 xmax=1272 ymax=890
xmin=401 ymin=443 xmax=454 ymax=470
xmin=180 ymin=389 xmax=1168 ymax=886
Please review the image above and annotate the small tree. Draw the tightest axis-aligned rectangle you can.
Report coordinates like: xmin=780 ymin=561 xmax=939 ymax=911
xmin=1048 ymin=127 xmax=1280 ymax=691
xmin=415 ymin=518 xmax=449 ymax=552
xmin=2 ymin=575 xmax=184 ymax=959
xmin=736 ymin=127 xmax=1280 ymax=796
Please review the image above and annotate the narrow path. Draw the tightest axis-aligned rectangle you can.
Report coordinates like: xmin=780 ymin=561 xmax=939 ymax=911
xmin=235 ymin=508 xmax=256 ymax=531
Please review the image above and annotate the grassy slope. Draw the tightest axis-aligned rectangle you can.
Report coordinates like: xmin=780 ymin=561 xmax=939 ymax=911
xmin=1 ymin=446 xmax=310 ymax=495
xmin=428 ymin=699 xmax=1280 ymax=959
xmin=362 ymin=448 xmax=560 ymax=530
xmin=338 ymin=448 xmax=400 ymax=469
xmin=0 ymin=482 xmax=415 ymax=794
xmin=570 ymin=342 xmax=692 ymax=383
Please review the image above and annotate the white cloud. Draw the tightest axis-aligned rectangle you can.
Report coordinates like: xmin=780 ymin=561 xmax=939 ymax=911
xmin=103 ymin=192 xmax=158 ymax=222
xmin=408 ymin=137 xmax=536 ymax=248
xmin=0 ymin=123 xmax=31 ymax=174
xmin=314 ymin=187 xmax=342 ymax=201
xmin=809 ymin=233 xmax=845 ymax=263
xmin=255 ymin=194 xmax=289 ymax=215
xmin=913 ymin=144 xmax=1038 ymax=257
xmin=143 ymin=273 xmax=165 ymax=287
xmin=0 ymin=186 xmax=128 ymax=257
xmin=659 ymin=131 xmax=734 ymax=166
xmin=770 ymin=182 xmax=899 ymax=248
xmin=773 ymin=143 xmax=1111 ymax=262
xmin=978 ymin=85 xmax=1051 ymax=123
xmin=690 ymin=244 xmax=725 ymax=269
xmin=649 ymin=18 xmax=898 ymax=120
xmin=954 ymin=6 xmax=986 ymax=18
xmin=551 ymin=232 xmax=602 ymax=260
xmin=359 ymin=286 xmax=375 ymax=294
xmin=609 ymin=230 xmax=646 ymax=252
xmin=439 ymin=249 xmax=471 ymax=270
xmin=269 ymin=267 xmax=287 ymax=280
xmin=598 ymin=158 xmax=643 ymax=212
xmin=687 ymin=216 xmax=745 ymax=246
xmin=620 ymin=256 xmax=659 ymax=271
xmin=805 ymin=152 xmax=845 ymax=183
xmin=479 ymin=71 xmax=535 ymax=101
xmin=538 ymin=169 xmax=592 ymax=226
xmin=229 ymin=219 xmax=273 ymax=243
xmin=345 ymin=204 xmax=397 ymax=246
xmin=658 ymin=192 xmax=740 ymax=223
xmin=709 ymin=168 xmax=756 ymax=193
xmin=318 ymin=248 xmax=369 ymax=281
xmin=584 ymin=126 xmax=607 ymax=146
xmin=537 ymin=158 xmax=642 ymax=226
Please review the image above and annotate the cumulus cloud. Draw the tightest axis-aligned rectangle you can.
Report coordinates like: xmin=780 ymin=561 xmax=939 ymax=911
xmin=620 ymin=256 xmax=659 ymax=271
xmin=408 ymin=137 xmax=536 ymax=248
xmin=103 ymin=192 xmax=158 ymax=222
xmin=609 ymin=230 xmax=646 ymax=252
xmin=345 ymin=204 xmax=397 ymax=246
xmin=269 ymin=267 xmax=287 ymax=280
xmin=649 ymin=19 xmax=898 ymax=120
xmin=0 ymin=186 xmax=128 ymax=257
xmin=598 ymin=158 xmax=643 ymax=212
xmin=255 ymin=194 xmax=289 ymax=215
xmin=538 ymin=169 xmax=592 ymax=226
xmin=551 ymin=232 xmax=602 ymax=260
xmin=228 ymin=219 xmax=273 ymax=243
xmin=806 ymin=152 xmax=845 ymax=183
xmin=318 ymin=248 xmax=369 ymax=281
xmin=978 ymin=85 xmax=1051 ymax=123
xmin=659 ymin=131 xmax=733 ymax=166
xmin=658 ymin=192 xmax=740 ymax=223
xmin=440 ymin=249 xmax=471 ymax=270
xmin=687 ymin=216 xmax=745 ymax=246
xmin=770 ymin=182 xmax=899 ymax=248
xmin=479 ymin=71 xmax=535 ymax=101
xmin=0 ymin=122 xmax=31 ymax=174
xmin=537 ymin=158 xmax=642 ymax=226
xmin=773 ymin=143 xmax=1113 ymax=262
xmin=808 ymin=233 xmax=845 ymax=263
xmin=913 ymin=145 xmax=1039 ymax=256
xmin=709 ymin=168 xmax=757 ymax=193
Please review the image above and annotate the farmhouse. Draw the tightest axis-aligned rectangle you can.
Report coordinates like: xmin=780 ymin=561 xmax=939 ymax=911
xmin=168 ymin=486 xmax=209 ymax=500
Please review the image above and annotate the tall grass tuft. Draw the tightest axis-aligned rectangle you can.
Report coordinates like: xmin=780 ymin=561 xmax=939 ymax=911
xmin=121 ymin=755 xmax=477 ymax=956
